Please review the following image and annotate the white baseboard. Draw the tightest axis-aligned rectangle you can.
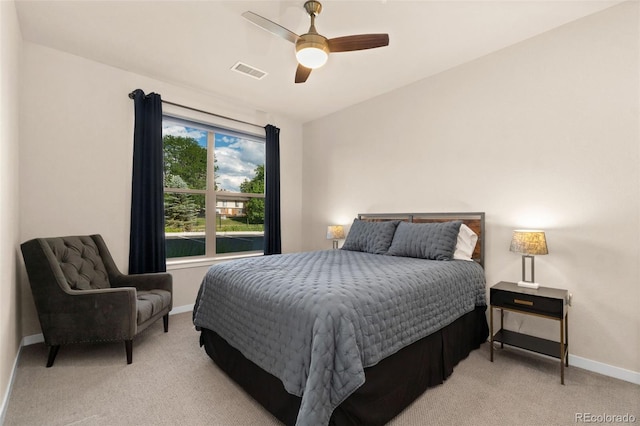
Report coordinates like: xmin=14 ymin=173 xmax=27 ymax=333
xmin=22 ymin=332 xmax=44 ymax=346
xmin=570 ymin=354 xmax=640 ymax=385
xmin=0 ymin=342 xmax=22 ymax=425
xmin=170 ymin=304 xmax=194 ymax=315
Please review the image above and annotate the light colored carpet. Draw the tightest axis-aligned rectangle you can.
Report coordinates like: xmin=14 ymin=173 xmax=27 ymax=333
xmin=4 ymin=312 xmax=639 ymax=425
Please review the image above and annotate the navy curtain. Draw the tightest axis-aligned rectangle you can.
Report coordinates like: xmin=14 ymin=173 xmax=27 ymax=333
xmin=128 ymin=89 xmax=166 ymax=273
xmin=264 ymin=124 xmax=281 ymax=255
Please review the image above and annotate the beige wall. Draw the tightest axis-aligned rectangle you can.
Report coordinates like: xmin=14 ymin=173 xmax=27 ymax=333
xmin=302 ymin=2 xmax=639 ymax=374
xmin=18 ymin=42 xmax=304 ymax=335
xmin=0 ymin=0 xmax=22 ymax=416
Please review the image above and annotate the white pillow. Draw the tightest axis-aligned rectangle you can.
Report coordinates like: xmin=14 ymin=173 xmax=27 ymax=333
xmin=453 ymin=224 xmax=478 ymax=261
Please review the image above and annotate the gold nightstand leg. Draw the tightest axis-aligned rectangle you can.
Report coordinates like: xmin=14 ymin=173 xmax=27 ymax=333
xmin=560 ymin=318 xmax=565 ymax=385
xmin=500 ymin=309 xmax=504 ymax=349
xmin=566 ymin=312 xmax=569 ymax=367
xmin=490 ymin=306 xmax=494 ymax=362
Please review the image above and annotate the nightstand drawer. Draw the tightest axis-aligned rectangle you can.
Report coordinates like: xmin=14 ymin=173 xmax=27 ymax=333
xmin=490 ymin=288 xmax=564 ymax=318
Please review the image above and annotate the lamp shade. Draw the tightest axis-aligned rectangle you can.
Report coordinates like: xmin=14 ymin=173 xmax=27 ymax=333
xmin=326 ymin=225 xmax=345 ymax=240
xmin=509 ymin=230 xmax=548 ymax=255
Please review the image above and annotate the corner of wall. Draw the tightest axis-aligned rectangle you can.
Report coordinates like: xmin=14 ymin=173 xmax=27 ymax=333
xmin=0 ymin=0 xmax=23 ymax=420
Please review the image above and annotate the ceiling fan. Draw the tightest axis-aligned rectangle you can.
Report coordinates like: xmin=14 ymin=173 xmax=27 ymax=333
xmin=242 ymin=1 xmax=389 ymax=84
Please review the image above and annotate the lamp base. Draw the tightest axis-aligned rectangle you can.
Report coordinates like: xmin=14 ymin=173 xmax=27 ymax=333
xmin=517 ymin=280 xmax=540 ymax=289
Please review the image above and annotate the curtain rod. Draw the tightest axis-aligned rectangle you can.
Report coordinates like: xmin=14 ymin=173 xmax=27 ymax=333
xmin=128 ymin=91 xmax=265 ymax=130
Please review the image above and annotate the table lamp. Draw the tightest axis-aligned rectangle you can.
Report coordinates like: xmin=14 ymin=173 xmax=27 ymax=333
xmin=509 ymin=230 xmax=548 ymax=289
xmin=326 ymin=225 xmax=345 ymax=249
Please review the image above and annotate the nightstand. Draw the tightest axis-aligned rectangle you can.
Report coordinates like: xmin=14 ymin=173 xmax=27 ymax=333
xmin=489 ymin=281 xmax=570 ymax=384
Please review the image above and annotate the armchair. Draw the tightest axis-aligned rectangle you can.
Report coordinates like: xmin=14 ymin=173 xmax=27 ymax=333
xmin=20 ymin=234 xmax=172 ymax=367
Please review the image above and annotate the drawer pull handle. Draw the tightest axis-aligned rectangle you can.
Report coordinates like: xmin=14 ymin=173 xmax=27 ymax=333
xmin=514 ymin=298 xmax=533 ymax=306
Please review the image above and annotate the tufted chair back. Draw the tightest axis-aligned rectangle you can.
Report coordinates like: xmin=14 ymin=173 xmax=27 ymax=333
xmin=46 ymin=236 xmax=111 ymax=290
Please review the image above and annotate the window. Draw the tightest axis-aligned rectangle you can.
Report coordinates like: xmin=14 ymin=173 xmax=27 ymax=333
xmin=162 ymin=116 xmax=265 ymax=259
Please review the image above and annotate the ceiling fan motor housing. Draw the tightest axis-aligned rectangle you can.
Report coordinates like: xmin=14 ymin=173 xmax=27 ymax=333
xmin=296 ymin=33 xmax=328 ymax=54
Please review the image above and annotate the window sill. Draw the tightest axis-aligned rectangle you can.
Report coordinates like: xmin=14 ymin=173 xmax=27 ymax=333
xmin=166 ymin=251 xmax=263 ymax=271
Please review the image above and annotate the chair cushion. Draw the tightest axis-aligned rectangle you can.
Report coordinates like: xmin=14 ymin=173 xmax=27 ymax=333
xmin=137 ymin=289 xmax=172 ymax=325
xmin=47 ymin=236 xmax=110 ymax=290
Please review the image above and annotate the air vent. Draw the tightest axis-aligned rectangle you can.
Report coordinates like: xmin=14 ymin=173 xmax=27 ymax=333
xmin=231 ymin=62 xmax=267 ymax=80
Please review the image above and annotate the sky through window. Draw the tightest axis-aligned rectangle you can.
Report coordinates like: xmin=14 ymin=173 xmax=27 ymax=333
xmin=162 ymin=123 xmax=264 ymax=193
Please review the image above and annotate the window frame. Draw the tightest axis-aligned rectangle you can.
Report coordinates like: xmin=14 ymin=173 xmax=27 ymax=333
xmin=162 ymin=114 xmax=266 ymax=263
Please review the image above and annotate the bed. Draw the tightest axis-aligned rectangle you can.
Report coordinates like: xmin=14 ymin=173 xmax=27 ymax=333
xmin=193 ymin=212 xmax=489 ymax=426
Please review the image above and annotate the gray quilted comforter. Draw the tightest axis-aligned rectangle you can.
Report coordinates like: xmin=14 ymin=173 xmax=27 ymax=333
xmin=193 ymin=250 xmax=486 ymax=426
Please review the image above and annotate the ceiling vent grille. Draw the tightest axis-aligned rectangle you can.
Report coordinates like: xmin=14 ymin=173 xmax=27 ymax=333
xmin=231 ymin=62 xmax=267 ymax=80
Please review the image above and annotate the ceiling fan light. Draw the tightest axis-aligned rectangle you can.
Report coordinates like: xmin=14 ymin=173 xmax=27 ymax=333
xmin=296 ymin=33 xmax=329 ymax=69
xmin=296 ymin=46 xmax=328 ymax=69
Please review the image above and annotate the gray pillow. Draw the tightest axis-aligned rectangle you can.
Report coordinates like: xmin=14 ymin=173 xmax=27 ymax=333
xmin=341 ymin=219 xmax=400 ymax=255
xmin=386 ymin=220 xmax=462 ymax=260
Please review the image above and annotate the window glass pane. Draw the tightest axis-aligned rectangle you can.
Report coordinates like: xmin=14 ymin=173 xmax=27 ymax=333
xmin=163 ymin=122 xmax=207 ymax=191
xmin=164 ymin=192 xmax=205 ymax=258
xmin=214 ymin=132 xmax=265 ymax=194
xmin=215 ymin=132 xmax=265 ymax=255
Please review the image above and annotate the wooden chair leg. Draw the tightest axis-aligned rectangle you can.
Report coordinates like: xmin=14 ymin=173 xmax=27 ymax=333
xmin=125 ymin=340 xmax=133 ymax=364
xmin=46 ymin=345 xmax=60 ymax=368
xmin=163 ymin=314 xmax=169 ymax=332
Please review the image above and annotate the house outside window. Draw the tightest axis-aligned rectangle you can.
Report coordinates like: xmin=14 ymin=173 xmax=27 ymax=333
xmin=162 ymin=116 xmax=265 ymax=259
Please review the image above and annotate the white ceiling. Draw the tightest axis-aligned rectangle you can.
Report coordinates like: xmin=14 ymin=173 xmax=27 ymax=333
xmin=15 ymin=0 xmax=622 ymax=123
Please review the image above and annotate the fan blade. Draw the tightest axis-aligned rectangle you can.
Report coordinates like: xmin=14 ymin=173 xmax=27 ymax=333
xmin=295 ymin=64 xmax=312 ymax=84
xmin=327 ymin=34 xmax=389 ymax=53
xmin=242 ymin=11 xmax=299 ymax=44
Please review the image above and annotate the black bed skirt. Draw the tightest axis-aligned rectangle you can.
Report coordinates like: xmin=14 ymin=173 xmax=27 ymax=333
xmin=199 ymin=306 xmax=489 ymax=426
